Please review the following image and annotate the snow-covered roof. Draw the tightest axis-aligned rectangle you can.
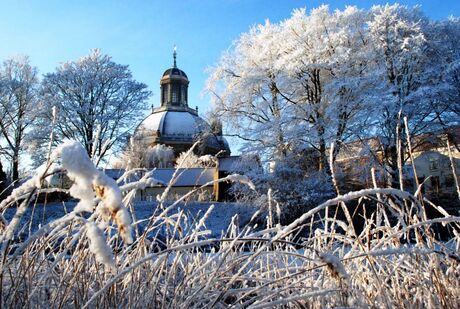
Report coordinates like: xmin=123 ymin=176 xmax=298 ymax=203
xmin=218 ymin=156 xmax=241 ymax=171
xmin=138 ymin=112 xmax=165 ymax=132
xmin=103 ymin=169 xmax=125 ymax=180
xmin=104 ymin=168 xmax=216 ymax=187
xmin=151 ymin=168 xmax=215 ymax=187
xmin=137 ymin=110 xmax=208 ymax=137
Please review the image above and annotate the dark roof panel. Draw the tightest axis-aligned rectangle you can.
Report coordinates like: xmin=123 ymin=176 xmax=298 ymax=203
xmin=162 ymin=67 xmax=188 ymax=79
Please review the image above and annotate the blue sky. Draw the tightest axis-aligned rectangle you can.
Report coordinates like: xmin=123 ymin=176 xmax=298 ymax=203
xmin=1 ymin=0 xmax=459 ymax=130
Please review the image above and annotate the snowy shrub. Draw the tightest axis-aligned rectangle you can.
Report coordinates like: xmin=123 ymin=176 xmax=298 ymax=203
xmin=268 ymin=157 xmax=334 ymax=224
xmin=175 ymin=151 xmax=217 ymax=168
xmin=227 ymin=151 xmax=334 ymax=225
xmin=197 ymin=189 xmax=213 ymax=202
xmin=146 ymin=144 xmax=175 ymax=168
xmin=175 ymin=151 xmax=200 ymax=168
xmin=120 ymin=139 xmax=175 ymax=169
xmin=226 ymin=154 xmax=264 ymax=201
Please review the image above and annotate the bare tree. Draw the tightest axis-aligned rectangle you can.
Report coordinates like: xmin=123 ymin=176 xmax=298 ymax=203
xmin=38 ymin=49 xmax=151 ymax=164
xmin=0 ymin=55 xmax=40 ymax=181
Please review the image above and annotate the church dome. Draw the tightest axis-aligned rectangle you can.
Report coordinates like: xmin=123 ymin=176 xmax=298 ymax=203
xmin=135 ymin=109 xmax=230 ymax=156
xmin=134 ymin=48 xmax=230 ymax=157
xmin=137 ymin=110 xmax=206 ymax=138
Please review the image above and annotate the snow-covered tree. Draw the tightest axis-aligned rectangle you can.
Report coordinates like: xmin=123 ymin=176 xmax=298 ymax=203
xmin=363 ymin=4 xmax=441 ymax=187
xmin=206 ymin=21 xmax=292 ymax=162
xmin=208 ymin=6 xmax=371 ymax=173
xmin=0 ymin=56 xmax=40 ymax=181
xmin=277 ymin=6 xmax=371 ymax=170
xmin=428 ymin=17 xmax=460 ymax=134
xmin=36 ymin=49 xmax=150 ymax=165
xmin=209 ymin=4 xmax=458 ymax=189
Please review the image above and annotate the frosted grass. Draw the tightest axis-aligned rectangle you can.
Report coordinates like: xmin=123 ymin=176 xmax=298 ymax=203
xmin=0 ymin=141 xmax=458 ymax=308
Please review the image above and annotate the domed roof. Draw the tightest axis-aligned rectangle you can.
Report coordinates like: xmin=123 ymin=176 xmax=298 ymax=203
xmin=135 ymin=109 xmax=231 ymax=156
xmin=137 ymin=110 xmax=206 ymax=138
xmin=162 ymin=67 xmax=188 ymax=79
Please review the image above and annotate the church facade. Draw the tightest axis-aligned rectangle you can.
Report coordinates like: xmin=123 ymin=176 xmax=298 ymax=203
xmin=134 ymin=50 xmax=230 ymax=157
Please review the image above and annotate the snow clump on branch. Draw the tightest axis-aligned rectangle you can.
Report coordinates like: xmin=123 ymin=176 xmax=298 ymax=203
xmin=55 ymin=140 xmax=133 ymax=244
xmin=319 ymin=252 xmax=349 ymax=280
xmin=86 ymin=222 xmax=115 ymax=269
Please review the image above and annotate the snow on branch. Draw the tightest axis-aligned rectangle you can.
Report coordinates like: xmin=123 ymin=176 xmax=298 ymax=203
xmin=55 ymin=140 xmax=133 ymax=244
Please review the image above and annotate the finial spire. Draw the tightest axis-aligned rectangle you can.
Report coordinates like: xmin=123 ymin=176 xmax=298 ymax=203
xmin=173 ymin=45 xmax=177 ymax=68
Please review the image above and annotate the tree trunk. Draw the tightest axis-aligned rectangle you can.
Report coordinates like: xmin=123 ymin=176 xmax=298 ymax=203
xmin=387 ymin=145 xmax=400 ymax=189
xmin=318 ymin=138 xmax=332 ymax=176
xmin=12 ymin=153 xmax=19 ymax=183
xmin=317 ymin=123 xmax=331 ymax=175
xmin=0 ymin=161 xmax=7 ymax=200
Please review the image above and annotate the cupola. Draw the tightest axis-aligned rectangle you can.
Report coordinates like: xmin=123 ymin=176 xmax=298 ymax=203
xmin=160 ymin=47 xmax=189 ymax=107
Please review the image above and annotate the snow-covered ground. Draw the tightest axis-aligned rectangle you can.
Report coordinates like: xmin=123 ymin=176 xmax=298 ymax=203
xmin=3 ymin=200 xmax=257 ymax=239
xmin=132 ymin=200 xmax=257 ymax=238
